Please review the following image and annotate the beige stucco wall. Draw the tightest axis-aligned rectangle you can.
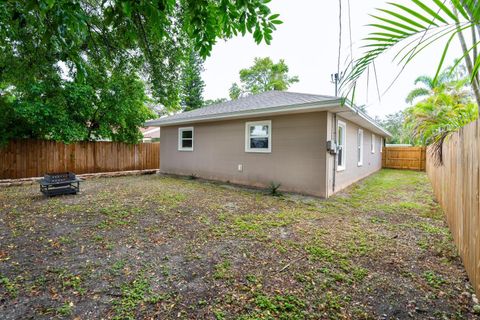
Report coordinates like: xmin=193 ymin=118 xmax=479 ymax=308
xmin=160 ymin=112 xmax=329 ymax=197
xmin=325 ymin=113 xmax=383 ymax=196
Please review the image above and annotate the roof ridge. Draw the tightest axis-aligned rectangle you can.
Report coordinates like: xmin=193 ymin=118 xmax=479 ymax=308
xmin=281 ymin=91 xmax=339 ymax=99
xmin=192 ymin=90 xmax=287 ymax=112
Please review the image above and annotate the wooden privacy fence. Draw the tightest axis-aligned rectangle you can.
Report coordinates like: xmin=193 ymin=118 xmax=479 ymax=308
xmin=0 ymin=140 xmax=160 ymax=179
xmin=426 ymin=119 xmax=480 ymax=295
xmin=382 ymin=146 xmax=426 ymax=171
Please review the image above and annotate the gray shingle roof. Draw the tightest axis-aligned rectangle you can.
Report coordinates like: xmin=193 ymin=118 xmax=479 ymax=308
xmin=147 ymin=91 xmax=340 ymax=125
xmin=145 ymin=90 xmax=391 ymax=137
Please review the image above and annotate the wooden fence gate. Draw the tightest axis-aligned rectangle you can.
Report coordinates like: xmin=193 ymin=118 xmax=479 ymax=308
xmin=0 ymin=140 xmax=160 ymax=179
xmin=382 ymin=146 xmax=426 ymax=171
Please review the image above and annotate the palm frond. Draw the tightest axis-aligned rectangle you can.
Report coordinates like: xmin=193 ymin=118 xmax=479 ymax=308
xmin=414 ymin=75 xmax=434 ymax=88
xmin=406 ymin=87 xmax=431 ymax=103
xmin=340 ymin=0 xmax=476 ymax=98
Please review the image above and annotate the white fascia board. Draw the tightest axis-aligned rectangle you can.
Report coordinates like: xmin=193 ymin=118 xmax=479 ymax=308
xmin=340 ymin=104 xmax=392 ymax=138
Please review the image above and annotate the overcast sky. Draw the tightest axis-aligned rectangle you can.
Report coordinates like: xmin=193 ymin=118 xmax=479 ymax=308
xmin=202 ymin=0 xmax=462 ymax=119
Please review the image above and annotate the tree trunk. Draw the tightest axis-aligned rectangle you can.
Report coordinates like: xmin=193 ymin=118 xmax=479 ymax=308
xmin=457 ymin=4 xmax=480 ymax=113
xmin=455 ymin=18 xmax=480 ymax=112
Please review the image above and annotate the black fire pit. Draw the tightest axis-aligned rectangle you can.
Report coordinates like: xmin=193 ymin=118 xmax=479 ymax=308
xmin=38 ymin=172 xmax=82 ymax=196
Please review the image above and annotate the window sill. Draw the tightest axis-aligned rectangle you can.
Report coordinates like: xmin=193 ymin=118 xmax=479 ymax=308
xmin=178 ymin=149 xmax=193 ymax=152
xmin=337 ymin=167 xmax=345 ymax=172
xmin=357 ymin=163 xmax=363 ymax=167
xmin=245 ymin=149 xmax=271 ymax=153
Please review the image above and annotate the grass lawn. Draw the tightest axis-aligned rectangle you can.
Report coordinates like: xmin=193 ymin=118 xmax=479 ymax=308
xmin=0 ymin=169 xmax=476 ymax=319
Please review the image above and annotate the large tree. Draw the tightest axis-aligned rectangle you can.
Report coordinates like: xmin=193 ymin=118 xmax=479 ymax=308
xmin=0 ymin=0 xmax=281 ymax=143
xmin=0 ymin=61 xmax=155 ymax=145
xmin=180 ymin=49 xmax=205 ymax=111
xmin=229 ymin=57 xmax=299 ymax=99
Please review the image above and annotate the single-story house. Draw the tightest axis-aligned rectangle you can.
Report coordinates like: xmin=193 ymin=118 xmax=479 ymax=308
xmin=146 ymin=91 xmax=391 ymax=198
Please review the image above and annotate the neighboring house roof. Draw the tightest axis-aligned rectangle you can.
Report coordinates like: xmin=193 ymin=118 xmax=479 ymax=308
xmin=141 ymin=127 xmax=160 ymax=139
xmin=145 ymin=91 xmax=391 ymax=137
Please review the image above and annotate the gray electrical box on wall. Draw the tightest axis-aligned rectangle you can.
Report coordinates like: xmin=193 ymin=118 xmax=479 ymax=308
xmin=326 ymin=141 xmax=337 ymax=155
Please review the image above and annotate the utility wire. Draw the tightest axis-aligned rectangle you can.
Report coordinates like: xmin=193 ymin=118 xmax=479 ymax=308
xmin=373 ymin=61 xmax=381 ymax=101
xmin=337 ymin=0 xmax=342 ymax=78
xmin=347 ymin=0 xmax=353 ymax=67
xmin=366 ymin=65 xmax=370 ymax=103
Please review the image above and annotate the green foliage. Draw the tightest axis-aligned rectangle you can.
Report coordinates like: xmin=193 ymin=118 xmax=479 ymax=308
xmin=404 ymin=81 xmax=478 ymax=146
xmin=180 ymin=48 xmax=205 ymax=111
xmin=229 ymin=57 xmax=299 ymax=99
xmin=213 ymin=260 xmax=232 ymax=280
xmin=406 ymin=65 xmax=467 ymax=103
xmin=204 ymin=98 xmax=228 ymax=106
xmin=305 ymin=244 xmax=335 ymax=262
xmin=113 ymin=276 xmax=151 ymax=320
xmin=229 ymin=83 xmax=243 ymax=100
xmin=0 ymin=61 xmax=155 ymax=145
xmin=56 ymin=302 xmax=74 ymax=316
xmin=423 ymin=270 xmax=446 ymax=288
xmin=0 ymin=275 xmax=19 ymax=298
xmin=0 ymin=0 xmax=281 ymax=143
xmin=60 ymin=272 xmax=83 ymax=293
xmin=250 ymin=294 xmax=306 ymax=320
xmin=112 ymin=274 xmax=170 ymax=320
xmin=406 ymin=87 xmax=432 ymax=104
xmin=379 ymin=63 xmax=476 ymax=150
xmin=111 ymin=260 xmax=127 ymax=276
xmin=267 ymin=182 xmax=282 ymax=196
xmin=378 ymin=111 xmax=411 ymax=144
xmin=213 ymin=310 xmax=226 ymax=320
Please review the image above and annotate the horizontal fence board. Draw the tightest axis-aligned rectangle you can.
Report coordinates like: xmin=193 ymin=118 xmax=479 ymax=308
xmin=426 ymin=119 xmax=480 ymax=295
xmin=382 ymin=146 xmax=426 ymax=171
xmin=0 ymin=140 xmax=160 ymax=179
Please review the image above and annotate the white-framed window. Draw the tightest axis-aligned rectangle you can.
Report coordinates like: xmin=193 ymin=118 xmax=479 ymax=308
xmin=337 ymin=120 xmax=346 ymax=171
xmin=178 ymin=127 xmax=194 ymax=151
xmin=245 ymin=120 xmax=271 ymax=153
xmin=380 ymin=137 xmax=383 ymax=153
xmin=371 ymin=133 xmax=376 ymax=153
xmin=357 ymin=129 xmax=363 ymax=166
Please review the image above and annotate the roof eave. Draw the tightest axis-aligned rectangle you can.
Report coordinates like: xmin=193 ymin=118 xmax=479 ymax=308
xmin=343 ymin=104 xmax=392 ymax=138
xmin=144 ymin=97 xmax=391 ymax=138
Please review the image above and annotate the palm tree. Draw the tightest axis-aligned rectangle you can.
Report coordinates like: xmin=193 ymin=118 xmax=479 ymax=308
xmin=406 ymin=75 xmax=441 ymax=104
xmin=403 ymin=80 xmax=477 ymax=162
xmin=406 ymin=67 xmax=467 ymax=103
xmin=405 ymin=88 xmax=477 ymax=143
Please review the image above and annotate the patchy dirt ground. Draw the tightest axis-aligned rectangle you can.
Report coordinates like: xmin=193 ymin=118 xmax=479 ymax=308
xmin=0 ymin=169 xmax=477 ymax=319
